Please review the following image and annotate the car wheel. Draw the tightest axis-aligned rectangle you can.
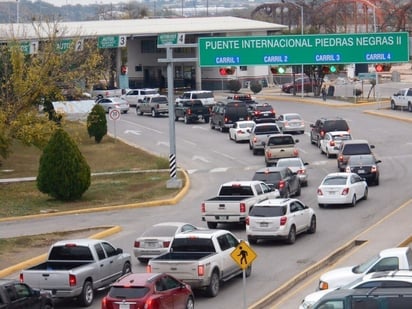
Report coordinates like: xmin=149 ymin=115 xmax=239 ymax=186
xmin=326 ymin=149 xmax=331 ymax=158
xmin=78 ymin=280 xmax=94 ymax=307
xmin=247 ymin=236 xmax=257 ymax=244
xmin=151 ymin=109 xmax=157 ymax=117
xmin=210 ymin=122 xmax=215 ymax=130
xmin=249 ymin=142 xmax=253 ymax=150
xmin=122 ymin=262 xmax=132 ymax=274
xmin=283 ymin=188 xmax=290 ymax=198
xmin=184 ymin=114 xmax=190 ymax=124
xmin=234 ymin=135 xmax=238 ymax=143
xmin=363 ymin=187 xmax=368 ymax=200
xmin=207 ymin=222 xmax=217 ymax=229
xmin=286 ymin=225 xmax=296 ymax=244
xmin=317 ymin=137 xmax=321 ymax=148
xmin=390 ymin=100 xmax=396 ymax=110
xmin=229 ymin=132 xmax=233 ymax=140
xmin=44 ymin=303 xmax=53 ymax=309
xmin=310 ymin=133 xmax=315 ymax=145
xmin=409 ymin=103 xmax=412 ymax=112
xmin=205 ymin=271 xmax=220 ymax=297
xmin=175 ymin=114 xmax=179 ymax=121
xmin=320 ymin=145 xmax=324 ymax=154
xmin=253 ymin=148 xmax=258 ymax=155
xmin=350 ymin=195 xmax=357 ymax=207
xmin=136 ymin=107 xmax=143 ymax=116
xmin=375 ymin=177 xmax=380 ymax=186
xmin=204 ymin=116 xmax=209 ymax=123
xmin=307 ymin=216 xmax=317 ymax=234
xmin=137 ymin=258 xmax=149 ymax=264
xmin=186 ymin=296 xmax=195 ymax=309
xmin=295 ymin=183 xmax=301 ymax=196
xmin=299 ymin=130 xmax=304 ymax=134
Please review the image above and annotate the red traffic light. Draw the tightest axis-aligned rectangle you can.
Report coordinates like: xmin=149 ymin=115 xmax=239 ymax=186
xmin=322 ymin=66 xmax=330 ymax=74
xmin=219 ymin=67 xmax=235 ymax=75
xmin=121 ymin=65 xmax=128 ymax=75
xmin=270 ymin=66 xmax=285 ymax=74
xmin=375 ymin=64 xmax=384 ymax=72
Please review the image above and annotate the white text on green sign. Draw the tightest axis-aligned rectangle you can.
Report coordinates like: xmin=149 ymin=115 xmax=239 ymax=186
xmin=198 ymin=32 xmax=409 ymax=66
xmin=98 ymin=36 xmax=127 ymax=49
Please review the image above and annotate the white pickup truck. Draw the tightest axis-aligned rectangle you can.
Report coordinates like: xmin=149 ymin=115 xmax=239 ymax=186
xmin=147 ymin=229 xmax=250 ymax=297
xmin=20 ymin=239 xmax=132 ymax=307
xmin=390 ymin=87 xmax=412 ymax=111
xmin=318 ymin=246 xmax=412 ymax=290
xmin=201 ymin=180 xmax=279 ymax=229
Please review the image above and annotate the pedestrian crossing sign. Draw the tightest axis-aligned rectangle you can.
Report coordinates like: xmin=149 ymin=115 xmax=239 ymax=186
xmin=230 ymin=241 xmax=257 ymax=270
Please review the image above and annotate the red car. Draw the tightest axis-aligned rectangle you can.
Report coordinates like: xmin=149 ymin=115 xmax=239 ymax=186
xmin=101 ymin=272 xmax=194 ymax=309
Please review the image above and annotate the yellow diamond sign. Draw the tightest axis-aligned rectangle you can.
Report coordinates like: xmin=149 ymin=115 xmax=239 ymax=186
xmin=230 ymin=241 xmax=257 ymax=270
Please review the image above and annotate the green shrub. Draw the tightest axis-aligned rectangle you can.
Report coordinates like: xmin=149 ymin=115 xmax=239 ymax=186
xmin=228 ymin=79 xmax=241 ymax=93
xmin=87 ymin=104 xmax=107 ymax=143
xmin=250 ymin=81 xmax=262 ymax=94
xmin=37 ymin=128 xmax=91 ymax=201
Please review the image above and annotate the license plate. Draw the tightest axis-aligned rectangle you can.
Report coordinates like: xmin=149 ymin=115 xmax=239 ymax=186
xmin=357 ymin=169 xmax=365 ymax=173
xmin=260 ymin=222 xmax=268 ymax=227
xmin=263 ymin=113 xmax=269 ymax=116
xmin=239 ymin=117 xmax=244 ymax=120
xmin=145 ymin=242 xmax=159 ymax=248
xmin=120 ymin=305 xmax=130 ymax=309
xmin=327 ymin=191 xmax=337 ymax=195
xmin=219 ymin=216 xmax=229 ymax=220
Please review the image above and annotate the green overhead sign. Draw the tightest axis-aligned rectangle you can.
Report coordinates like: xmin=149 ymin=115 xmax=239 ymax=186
xmin=199 ymin=32 xmax=410 ymax=67
xmin=157 ymin=33 xmax=185 ymax=46
xmin=98 ymin=35 xmax=127 ymax=49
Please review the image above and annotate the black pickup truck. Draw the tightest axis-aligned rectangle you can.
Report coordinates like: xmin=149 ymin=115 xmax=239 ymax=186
xmin=0 ymin=279 xmax=54 ymax=309
xmin=174 ymin=99 xmax=210 ymax=124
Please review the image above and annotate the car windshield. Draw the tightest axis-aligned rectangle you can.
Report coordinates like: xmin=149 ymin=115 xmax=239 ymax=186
xmin=255 ymin=105 xmax=273 ymax=112
xmin=151 ymin=97 xmax=168 ymax=103
xmin=250 ymin=206 xmax=286 ymax=217
xmin=108 ymin=286 xmax=149 ymax=298
xmin=254 ymin=125 xmax=279 ymax=134
xmin=141 ymin=225 xmax=178 ymax=237
xmin=333 ymin=134 xmax=351 ymax=141
xmin=268 ymin=136 xmax=294 ymax=146
xmin=353 ymin=255 xmax=380 ymax=274
xmin=285 ymin=114 xmax=301 ymax=121
xmin=195 ymin=92 xmax=213 ymax=99
xmin=253 ymin=172 xmax=282 ymax=183
xmin=342 ymin=144 xmax=371 ymax=155
xmin=239 ymin=122 xmax=254 ymax=129
xmin=277 ymin=159 xmax=301 ymax=167
xmin=348 ymin=156 xmax=375 ymax=165
xmin=142 ymin=90 xmax=158 ymax=95
xmin=323 ymin=176 xmax=347 ymax=186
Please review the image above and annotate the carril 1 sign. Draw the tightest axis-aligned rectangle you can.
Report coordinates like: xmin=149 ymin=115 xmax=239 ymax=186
xmin=98 ymin=35 xmax=127 ymax=49
xmin=199 ymin=32 xmax=409 ymax=67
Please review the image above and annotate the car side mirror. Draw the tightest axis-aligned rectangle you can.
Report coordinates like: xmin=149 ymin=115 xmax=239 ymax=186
xmin=295 ymin=139 xmax=299 ymax=143
xmin=116 ymin=248 xmax=124 ymax=254
xmin=304 ymin=162 xmax=309 ymax=166
xmin=370 ymin=145 xmax=375 ymax=149
xmin=262 ymin=141 xmax=266 ymax=146
xmin=376 ymin=160 xmax=382 ymax=164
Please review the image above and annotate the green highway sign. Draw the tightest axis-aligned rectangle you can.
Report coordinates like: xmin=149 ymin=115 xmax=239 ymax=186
xmin=157 ymin=33 xmax=185 ymax=46
xmin=199 ymin=32 xmax=410 ymax=67
xmin=98 ymin=35 xmax=127 ymax=49
xmin=20 ymin=41 xmax=39 ymax=55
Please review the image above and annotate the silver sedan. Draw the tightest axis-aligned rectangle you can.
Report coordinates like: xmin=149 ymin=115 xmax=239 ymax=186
xmin=96 ymin=97 xmax=130 ymax=113
xmin=276 ymin=113 xmax=305 ymax=134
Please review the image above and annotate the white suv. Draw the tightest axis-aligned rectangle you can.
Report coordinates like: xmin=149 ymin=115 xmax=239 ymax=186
xmin=175 ymin=90 xmax=215 ymax=106
xmin=121 ymin=88 xmax=159 ymax=107
xmin=246 ymin=198 xmax=316 ymax=245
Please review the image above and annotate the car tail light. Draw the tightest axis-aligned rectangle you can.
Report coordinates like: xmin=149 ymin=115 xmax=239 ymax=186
xmin=237 ymin=129 xmax=244 ymax=135
xmin=320 ymin=130 xmax=325 ymax=137
xmin=163 ymin=241 xmax=170 ymax=248
xmin=115 ymin=104 xmax=120 ymax=108
xmin=145 ymin=298 xmax=158 ymax=309
xmin=293 ymin=149 xmax=299 ymax=156
xmin=371 ymin=165 xmax=377 ymax=172
xmin=198 ymin=265 xmax=205 ymax=276
xmin=187 ymin=109 xmax=192 ymax=115
xmin=201 ymin=203 xmax=205 ymax=213
xmin=156 ymin=104 xmax=160 ymax=109
xmin=317 ymin=188 xmax=323 ymax=196
xmin=329 ymin=140 xmax=335 ymax=146
xmin=345 ymin=167 xmax=351 ymax=173
xmin=253 ymin=137 xmax=258 ymax=143
xmin=278 ymin=180 xmax=285 ymax=189
xmin=134 ymin=241 xmax=140 ymax=248
xmin=146 ymin=265 xmax=152 ymax=273
xmin=19 ymin=273 xmax=24 ymax=282
xmin=266 ymin=151 xmax=272 ymax=158
xmin=297 ymin=169 xmax=305 ymax=175
xmin=101 ymin=296 xmax=108 ymax=309
xmin=338 ymin=155 xmax=344 ymax=162
xmin=224 ymin=116 xmax=229 ymax=123
xmin=280 ymin=216 xmax=287 ymax=226
xmin=69 ymin=274 xmax=76 ymax=286
xmin=240 ymin=203 xmax=246 ymax=213
xmin=341 ymin=188 xmax=349 ymax=195
xmin=245 ymin=217 xmax=250 ymax=225
xmin=254 ymin=111 xmax=261 ymax=116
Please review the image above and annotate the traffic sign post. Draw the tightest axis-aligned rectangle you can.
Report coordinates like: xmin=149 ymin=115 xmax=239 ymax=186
xmin=231 ymin=241 xmax=257 ymax=309
xmin=199 ymin=32 xmax=409 ymax=66
xmin=109 ymin=109 xmax=121 ymax=142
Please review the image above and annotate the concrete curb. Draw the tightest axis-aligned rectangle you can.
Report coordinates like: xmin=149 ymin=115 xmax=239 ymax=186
xmin=0 ymin=169 xmax=190 ymax=223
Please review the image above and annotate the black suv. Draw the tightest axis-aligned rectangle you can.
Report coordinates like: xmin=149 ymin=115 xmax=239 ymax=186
xmin=210 ymin=100 xmax=250 ymax=132
xmin=248 ymin=103 xmax=276 ymax=123
xmin=310 ymin=117 xmax=349 ymax=147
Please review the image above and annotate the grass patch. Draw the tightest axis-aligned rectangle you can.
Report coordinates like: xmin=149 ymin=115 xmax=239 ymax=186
xmin=0 ymin=121 xmax=183 ymax=218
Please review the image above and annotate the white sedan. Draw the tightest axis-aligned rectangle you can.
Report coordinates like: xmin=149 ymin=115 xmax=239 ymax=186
xmin=133 ymin=222 xmax=198 ymax=263
xmin=229 ymin=120 xmax=255 ymax=142
xmin=317 ymin=172 xmax=368 ymax=208
xmin=319 ymin=131 xmax=352 ymax=158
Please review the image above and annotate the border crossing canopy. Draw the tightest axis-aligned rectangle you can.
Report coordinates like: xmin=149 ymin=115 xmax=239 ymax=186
xmin=198 ymin=32 xmax=409 ymax=67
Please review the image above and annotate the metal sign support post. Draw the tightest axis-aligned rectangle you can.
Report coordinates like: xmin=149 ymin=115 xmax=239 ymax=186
xmin=242 ymin=269 xmax=247 ymax=309
xmin=158 ymin=41 xmax=197 ymax=189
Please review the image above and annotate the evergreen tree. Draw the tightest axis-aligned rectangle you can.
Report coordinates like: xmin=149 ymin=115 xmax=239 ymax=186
xmin=37 ymin=128 xmax=91 ymax=201
xmin=87 ymin=104 xmax=107 ymax=143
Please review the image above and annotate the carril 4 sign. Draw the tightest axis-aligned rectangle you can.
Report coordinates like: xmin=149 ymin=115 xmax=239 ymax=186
xmin=198 ymin=32 xmax=409 ymax=67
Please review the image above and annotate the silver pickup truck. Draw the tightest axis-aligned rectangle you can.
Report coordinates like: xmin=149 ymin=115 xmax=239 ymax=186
xmin=201 ymin=180 xmax=279 ymax=229
xmin=20 ymin=239 xmax=131 ymax=307
xmin=148 ymin=229 xmax=250 ymax=297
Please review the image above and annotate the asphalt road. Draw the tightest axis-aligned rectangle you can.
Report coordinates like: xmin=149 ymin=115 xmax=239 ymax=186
xmin=2 ymin=92 xmax=412 ymax=309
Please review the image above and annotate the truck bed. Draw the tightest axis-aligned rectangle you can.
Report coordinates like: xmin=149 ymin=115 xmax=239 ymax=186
xmin=152 ymin=252 xmax=214 ymax=261
xmin=26 ymin=261 xmax=92 ymax=271
xmin=206 ymin=195 xmax=252 ymax=202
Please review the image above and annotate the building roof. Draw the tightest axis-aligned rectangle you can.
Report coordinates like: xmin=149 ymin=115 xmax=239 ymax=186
xmin=0 ymin=16 xmax=287 ymax=41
